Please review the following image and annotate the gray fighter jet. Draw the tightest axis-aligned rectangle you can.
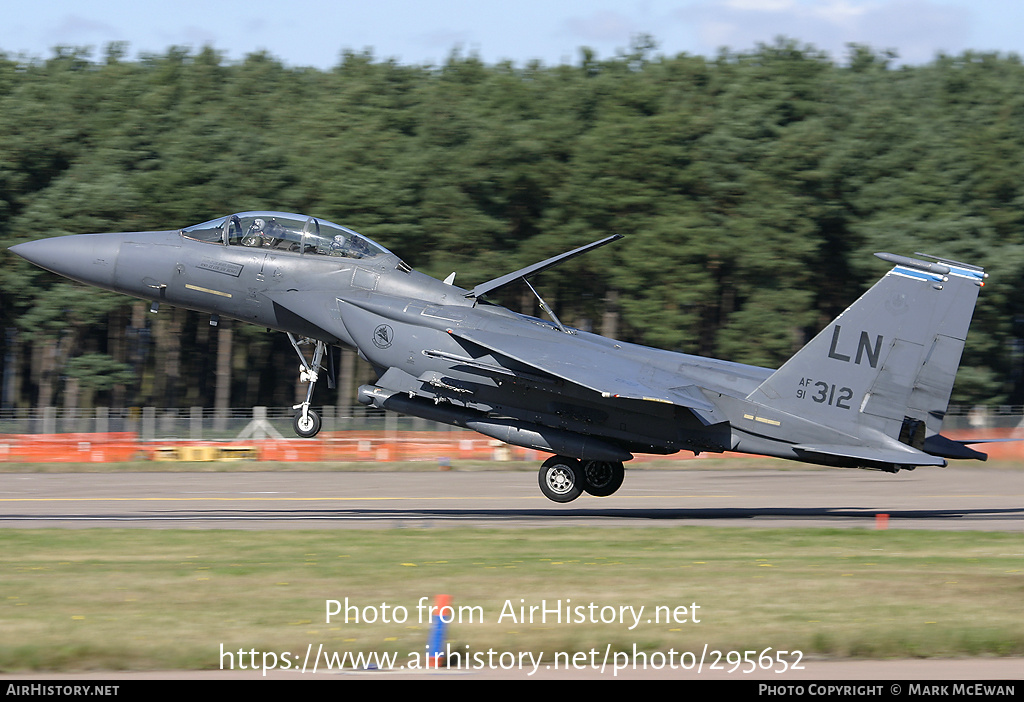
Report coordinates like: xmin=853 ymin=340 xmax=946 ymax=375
xmin=9 ymin=211 xmax=992 ymax=502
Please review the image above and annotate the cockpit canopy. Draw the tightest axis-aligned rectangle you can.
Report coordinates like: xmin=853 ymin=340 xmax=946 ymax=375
xmin=180 ymin=211 xmax=391 ymax=260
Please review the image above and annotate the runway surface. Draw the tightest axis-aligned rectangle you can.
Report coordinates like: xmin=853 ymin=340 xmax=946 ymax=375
xmin=2 ymin=465 xmax=1022 ymax=530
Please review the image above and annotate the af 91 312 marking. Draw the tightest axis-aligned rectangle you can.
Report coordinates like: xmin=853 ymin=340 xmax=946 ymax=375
xmin=796 ymin=378 xmax=853 ymax=410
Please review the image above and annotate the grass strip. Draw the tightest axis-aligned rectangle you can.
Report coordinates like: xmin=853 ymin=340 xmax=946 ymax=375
xmin=1 ymin=526 xmax=1022 ymax=671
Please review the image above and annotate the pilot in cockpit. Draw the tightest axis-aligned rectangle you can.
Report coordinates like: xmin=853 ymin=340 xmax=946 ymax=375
xmin=242 ymin=218 xmax=287 ymax=247
xmin=328 ymin=235 xmax=348 ymax=256
xmin=241 ymin=218 xmax=268 ymax=247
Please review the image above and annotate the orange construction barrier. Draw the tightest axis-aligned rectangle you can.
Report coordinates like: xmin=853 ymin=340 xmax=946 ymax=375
xmin=0 ymin=428 xmax=1022 ymax=464
xmin=0 ymin=433 xmax=141 ymax=463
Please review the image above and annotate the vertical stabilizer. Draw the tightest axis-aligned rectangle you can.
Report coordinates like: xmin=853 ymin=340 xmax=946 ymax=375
xmin=747 ymin=254 xmax=985 ymax=444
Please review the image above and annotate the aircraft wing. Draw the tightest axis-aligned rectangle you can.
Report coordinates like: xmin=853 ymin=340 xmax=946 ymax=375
xmin=270 ymin=288 xmax=717 ymax=413
xmin=446 ymin=326 xmax=718 ymax=414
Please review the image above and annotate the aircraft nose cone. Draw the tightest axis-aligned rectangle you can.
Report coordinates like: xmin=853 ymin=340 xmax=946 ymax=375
xmin=9 ymin=233 xmax=121 ymax=289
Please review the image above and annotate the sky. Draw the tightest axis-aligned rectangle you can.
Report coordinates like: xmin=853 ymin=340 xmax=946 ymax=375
xmin=2 ymin=0 xmax=1023 ymax=69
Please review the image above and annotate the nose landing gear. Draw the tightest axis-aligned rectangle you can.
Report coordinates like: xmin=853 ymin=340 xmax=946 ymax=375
xmin=287 ymin=333 xmax=330 ymax=438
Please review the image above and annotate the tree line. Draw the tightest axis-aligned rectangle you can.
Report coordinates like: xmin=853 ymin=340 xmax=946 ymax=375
xmin=1 ymin=37 xmax=1023 ymax=413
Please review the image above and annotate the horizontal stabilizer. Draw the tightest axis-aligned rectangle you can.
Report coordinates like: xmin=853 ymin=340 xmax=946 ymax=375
xmin=956 ymin=437 xmax=1024 ymax=444
xmin=922 ymin=434 xmax=988 ymax=461
xmin=793 ymin=443 xmax=947 ymax=467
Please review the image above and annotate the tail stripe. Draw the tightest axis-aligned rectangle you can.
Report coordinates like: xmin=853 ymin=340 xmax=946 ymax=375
xmin=891 ymin=266 xmax=945 ymax=283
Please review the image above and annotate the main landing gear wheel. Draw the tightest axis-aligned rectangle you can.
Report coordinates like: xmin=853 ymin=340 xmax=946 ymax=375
xmin=581 ymin=460 xmax=625 ymax=497
xmin=293 ymin=408 xmax=322 ymax=438
xmin=538 ymin=456 xmax=583 ymax=503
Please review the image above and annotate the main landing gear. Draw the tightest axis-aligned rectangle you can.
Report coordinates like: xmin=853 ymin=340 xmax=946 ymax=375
xmin=288 ymin=333 xmax=329 ymax=438
xmin=537 ymin=455 xmax=625 ymax=503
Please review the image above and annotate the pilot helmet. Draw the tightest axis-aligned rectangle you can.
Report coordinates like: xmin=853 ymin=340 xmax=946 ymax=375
xmin=252 ymin=218 xmax=266 ymax=231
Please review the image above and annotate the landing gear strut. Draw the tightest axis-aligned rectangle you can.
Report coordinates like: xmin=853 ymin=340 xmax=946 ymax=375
xmin=288 ymin=333 xmax=328 ymax=438
xmin=538 ymin=455 xmax=625 ymax=503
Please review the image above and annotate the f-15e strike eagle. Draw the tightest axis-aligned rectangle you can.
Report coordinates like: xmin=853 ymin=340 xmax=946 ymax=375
xmin=10 ymin=211 xmax=991 ymax=502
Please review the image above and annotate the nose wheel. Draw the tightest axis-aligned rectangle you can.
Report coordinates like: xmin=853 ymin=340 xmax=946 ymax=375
xmin=293 ymin=408 xmax=322 ymax=438
xmin=287 ymin=333 xmax=330 ymax=438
